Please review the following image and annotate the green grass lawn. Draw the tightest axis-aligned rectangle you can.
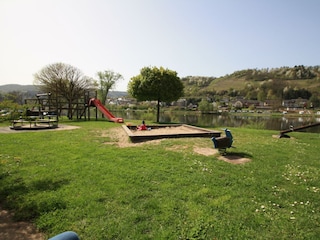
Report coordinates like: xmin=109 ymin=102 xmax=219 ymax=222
xmin=1 ymin=121 xmax=320 ymax=239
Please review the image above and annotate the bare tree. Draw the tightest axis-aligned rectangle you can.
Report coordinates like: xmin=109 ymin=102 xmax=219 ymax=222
xmin=34 ymin=63 xmax=94 ymax=119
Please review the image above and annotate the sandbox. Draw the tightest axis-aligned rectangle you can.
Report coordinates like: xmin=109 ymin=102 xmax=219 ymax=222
xmin=122 ymin=124 xmax=221 ymax=142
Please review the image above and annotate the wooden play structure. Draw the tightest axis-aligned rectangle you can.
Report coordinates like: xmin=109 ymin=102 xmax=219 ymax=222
xmin=10 ymin=89 xmax=123 ymax=130
xmin=11 ymin=93 xmax=58 ymax=130
xmin=69 ymin=89 xmax=123 ymax=122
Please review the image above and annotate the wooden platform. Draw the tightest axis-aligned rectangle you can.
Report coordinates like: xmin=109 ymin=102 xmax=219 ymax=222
xmin=10 ymin=119 xmax=58 ymax=130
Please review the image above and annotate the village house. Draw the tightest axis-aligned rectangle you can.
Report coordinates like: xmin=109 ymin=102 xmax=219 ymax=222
xmin=282 ymin=98 xmax=308 ymax=111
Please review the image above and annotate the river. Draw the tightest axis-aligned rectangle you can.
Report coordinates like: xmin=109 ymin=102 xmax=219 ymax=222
xmin=114 ymin=110 xmax=320 ymax=133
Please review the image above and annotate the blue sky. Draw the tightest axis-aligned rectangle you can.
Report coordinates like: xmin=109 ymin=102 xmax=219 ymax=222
xmin=1 ymin=0 xmax=319 ymax=91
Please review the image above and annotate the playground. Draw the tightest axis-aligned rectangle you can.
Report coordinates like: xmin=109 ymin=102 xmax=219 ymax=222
xmin=9 ymin=89 xmax=123 ymax=131
xmin=1 ymin=121 xmax=319 ymax=239
xmin=0 ymin=123 xmax=250 ymax=240
xmin=1 ymin=122 xmax=250 ymax=164
xmin=2 ymin=92 xmax=318 ymax=239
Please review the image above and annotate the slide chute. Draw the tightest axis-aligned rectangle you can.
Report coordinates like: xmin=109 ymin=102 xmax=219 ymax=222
xmin=89 ymin=98 xmax=124 ymax=123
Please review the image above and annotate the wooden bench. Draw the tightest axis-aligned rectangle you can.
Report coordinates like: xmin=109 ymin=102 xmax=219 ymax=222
xmin=211 ymin=129 xmax=234 ymax=155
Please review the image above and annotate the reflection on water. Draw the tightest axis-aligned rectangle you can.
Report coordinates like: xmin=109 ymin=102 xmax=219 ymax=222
xmin=116 ymin=110 xmax=320 ymax=133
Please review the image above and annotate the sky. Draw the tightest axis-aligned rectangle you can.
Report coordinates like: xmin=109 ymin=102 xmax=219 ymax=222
xmin=1 ymin=0 xmax=319 ymax=91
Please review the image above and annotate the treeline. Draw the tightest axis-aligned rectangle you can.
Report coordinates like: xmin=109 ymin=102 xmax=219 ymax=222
xmin=181 ymin=76 xmax=216 ymax=97
xmin=0 ymin=90 xmax=38 ymax=105
xmin=229 ymin=65 xmax=320 ymax=81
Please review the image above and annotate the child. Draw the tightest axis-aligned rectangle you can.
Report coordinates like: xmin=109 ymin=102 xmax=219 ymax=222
xmin=137 ymin=120 xmax=147 ymax=131
xmin=49 ymin=231 xmax=80 ymax=240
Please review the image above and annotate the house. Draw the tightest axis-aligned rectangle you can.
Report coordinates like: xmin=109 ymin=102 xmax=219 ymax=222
xmin=282 ymin=98 xmax=308 ymax=110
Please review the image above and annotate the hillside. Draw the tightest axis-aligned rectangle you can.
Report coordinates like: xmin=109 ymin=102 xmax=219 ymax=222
xmin=0 ymin=84 xmax=40 ymax=93
xmin=181 ymin=65 xmax=320 ymax=99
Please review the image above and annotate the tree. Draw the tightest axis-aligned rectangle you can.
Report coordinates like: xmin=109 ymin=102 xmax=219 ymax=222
xmin=257 ymin=90 xmax=267 ymax=101
xmin=4 ymin=91 xmax=24 ymax=104
xmin=34 ymin=62 xmax=93 ymax=119
xmin=128 ymin=66 xmax=184 ymax=122
xmin=96 ymin=70 xmax=123 ymax=105
xmin=309 ymin=94 xmax=320 ymax=108
xmin=198 ymin=98 xmax=212 ymax=112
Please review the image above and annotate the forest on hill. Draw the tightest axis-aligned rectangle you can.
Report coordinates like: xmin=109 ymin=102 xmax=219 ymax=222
xmin=181 ymin=65 xmax=320 ymax=105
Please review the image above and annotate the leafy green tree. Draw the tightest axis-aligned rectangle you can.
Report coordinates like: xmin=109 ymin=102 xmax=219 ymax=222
xmin=198 ymin=98 xmax=212 ymax=112
xmin=257 ymin=91 xmax=267 ymax=101
xmin=128 ymin=66 xmax=184 ymax=122
xmin=96 ymin=70 xmax=123 ymax=105
xmin=0 ymin=92 xmax=4 ymax=102
xmin=309 ymin=94 xmax=320 ymax=108
xmin=267 ymin=89 xmax=276 ymax=100
xmin=283 ymin=87 xmax=312 ymax=100
xmin=4 ymin=91 xmax=24 ymax=104
xmin=0 ymin=100 xmax=22 ymax=120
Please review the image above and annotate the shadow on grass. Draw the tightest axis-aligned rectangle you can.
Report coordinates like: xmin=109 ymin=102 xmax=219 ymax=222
xmin=31 ymin=178 xmax=69 ymax=191
xmin=0 ymin=177 xmax=69 ymax=221
xmin=227 ymin=151 xmax=252 ymax=159
xmin=218 ymin=151 xmax=253 ymax=164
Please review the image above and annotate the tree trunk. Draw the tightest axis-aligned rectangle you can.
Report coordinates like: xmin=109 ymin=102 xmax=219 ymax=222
xmin=156 ymin=99 xmax=160 ymax=123
xmin=68 ymin=100 xmax=73 ymax=120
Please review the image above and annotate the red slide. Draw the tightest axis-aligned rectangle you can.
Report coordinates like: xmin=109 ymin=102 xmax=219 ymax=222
xmin=89 ymin=98 xmax=124 ymax=123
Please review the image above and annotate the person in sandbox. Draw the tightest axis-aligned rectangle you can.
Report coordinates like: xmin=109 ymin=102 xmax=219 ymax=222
xmin=137 ymin=120 xmax=147 ymax=131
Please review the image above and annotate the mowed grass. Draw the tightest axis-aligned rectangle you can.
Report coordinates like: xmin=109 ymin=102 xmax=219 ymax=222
xmin=1 ymin=121 xmax=320 ymax=239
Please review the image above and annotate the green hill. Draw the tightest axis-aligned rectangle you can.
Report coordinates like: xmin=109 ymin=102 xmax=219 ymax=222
xmin=181 ymin=65 xmax=320 ymax=101
xmin=0 ymin=84 xmax=40 ymax=93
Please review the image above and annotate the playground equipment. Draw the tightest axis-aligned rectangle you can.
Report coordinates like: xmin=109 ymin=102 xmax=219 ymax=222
xmin=89 ymin=98 xmax=124 ymax=123
xmin=11 ymin=93 xmax=58 ymax=130
xmin=211 ymin=129 xmax=234 ymax=155
xmin=10 ymin=89 xmax=124 ymax=126
xmin=279 ymin=122 xmax=320 ymax=138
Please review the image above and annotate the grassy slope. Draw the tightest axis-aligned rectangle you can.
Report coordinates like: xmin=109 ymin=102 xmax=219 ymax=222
xmin=209 ymin=76 xmax=248 ymax=91
xmin=1 ymin=121 xmax=320 ymax=239
xmin=206 ymin=76 xmax=320 ymax=92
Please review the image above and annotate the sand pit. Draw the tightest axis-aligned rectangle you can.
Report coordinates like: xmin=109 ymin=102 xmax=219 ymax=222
xmin=129 ymin=125 xmax=208 ymax=135
xmin=123 ymin=124 xmax=221 ymax=142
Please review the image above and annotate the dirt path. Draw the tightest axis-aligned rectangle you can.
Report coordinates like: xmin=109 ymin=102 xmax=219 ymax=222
xmin=0 ymin=206 xmax=45 ymax=240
